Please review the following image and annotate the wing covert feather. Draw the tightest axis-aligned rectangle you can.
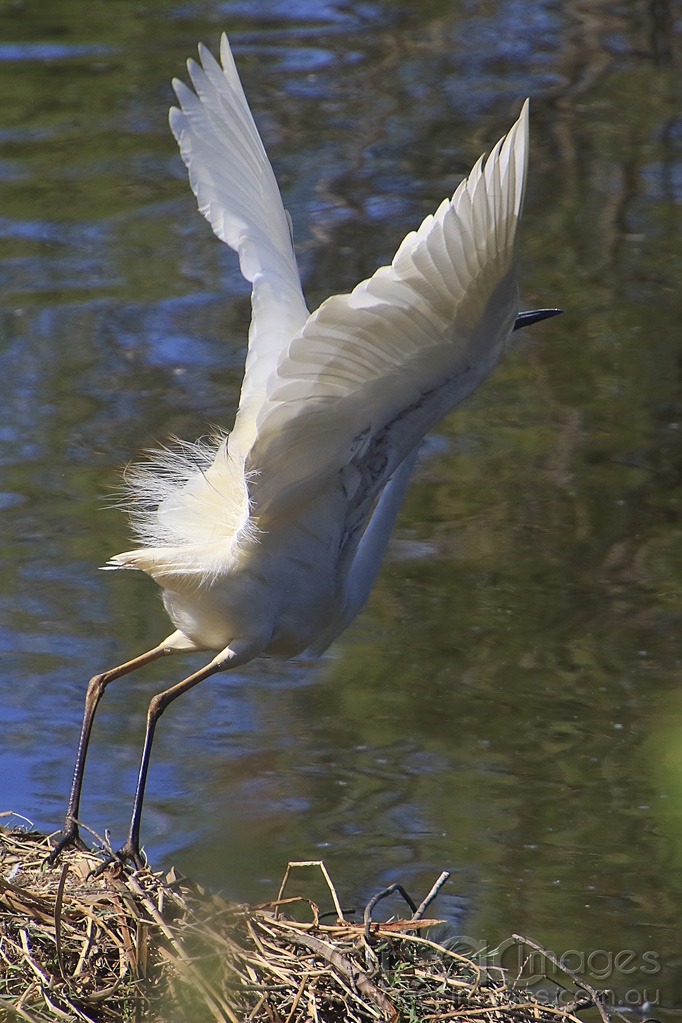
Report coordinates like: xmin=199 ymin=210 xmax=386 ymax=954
xmin=247 ymin=102 xmax=529 ymax=519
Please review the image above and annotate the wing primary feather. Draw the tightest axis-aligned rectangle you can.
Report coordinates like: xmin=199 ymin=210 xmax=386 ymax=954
xmin=169 ymin=34 xmax=309 ymax=459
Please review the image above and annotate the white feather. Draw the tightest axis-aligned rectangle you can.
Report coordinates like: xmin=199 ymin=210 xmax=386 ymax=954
xmin=110 ymin=34 xmax=532 ymax=651
xmin=107 ymin=436 xmax=258 ymax=588
xmin=246 ymin=101 xmax=528 ymax=520
xmin=169 ymin=37 xmax=309 ymax=462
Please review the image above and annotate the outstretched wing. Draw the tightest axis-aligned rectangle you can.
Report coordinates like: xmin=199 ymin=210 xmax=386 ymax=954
xmin=169 ymin=33 xmax=309 ymax=460
xmin=110 ymin=35 xmax=309 ymax=584
xmin=247 ymin=101 xmax=529 ymax=522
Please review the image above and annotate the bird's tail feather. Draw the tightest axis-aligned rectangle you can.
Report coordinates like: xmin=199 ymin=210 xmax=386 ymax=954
xmin=105 ymin=435 xmax=257 ymax=587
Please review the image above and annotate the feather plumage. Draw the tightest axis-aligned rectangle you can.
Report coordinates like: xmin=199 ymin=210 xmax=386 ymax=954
xmin=111 ymin=34 xmax=530 ymax=609
xmin=107 ymin=436 xmax=258 ymax=588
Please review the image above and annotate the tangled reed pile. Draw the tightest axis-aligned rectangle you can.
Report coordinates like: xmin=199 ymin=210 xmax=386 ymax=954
xmin=0 ymin=817 xmax=613 ymax=1023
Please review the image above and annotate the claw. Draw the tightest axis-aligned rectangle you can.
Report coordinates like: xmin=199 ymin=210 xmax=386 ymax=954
xmin=46 ymin=820 xmax=88 ymax=866
xmin=88 ymin=854 xmax=120 ymax=879
xmin=84 ymin=839 xmax=147 ymax=879
xmin=115 ymin=839 xmax=147 ymax=872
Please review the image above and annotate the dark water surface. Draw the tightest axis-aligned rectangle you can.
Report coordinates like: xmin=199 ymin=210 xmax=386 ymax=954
xmin=2 ymin=0 xmax=682 ymax=1011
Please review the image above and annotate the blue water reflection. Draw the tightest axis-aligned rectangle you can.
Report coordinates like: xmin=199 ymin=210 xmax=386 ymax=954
xmin=2 ymin=0 xmax=682 ymax=1013
xmin=0 ymin=43 xmax=116 ymax=62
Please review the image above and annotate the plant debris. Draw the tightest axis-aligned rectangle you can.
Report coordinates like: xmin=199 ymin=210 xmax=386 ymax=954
xmin=0 ymin=814 xmax=615 ymax=1022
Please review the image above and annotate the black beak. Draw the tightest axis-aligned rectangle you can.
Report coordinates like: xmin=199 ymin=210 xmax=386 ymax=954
xmin=513 ymin=308 xmax=563 ymax=331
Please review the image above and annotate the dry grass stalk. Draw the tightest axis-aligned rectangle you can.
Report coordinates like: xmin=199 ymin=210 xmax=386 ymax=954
xmin=1 ymin=818 xmax=615 ymax=1022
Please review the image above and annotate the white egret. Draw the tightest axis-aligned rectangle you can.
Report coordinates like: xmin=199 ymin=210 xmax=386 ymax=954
xmin=50 ymin=34 xmax=559 ymax=866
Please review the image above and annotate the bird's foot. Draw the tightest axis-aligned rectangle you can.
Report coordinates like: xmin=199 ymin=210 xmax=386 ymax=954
xmin=46 ymin=820 xmax=88 ymax=866
xmin=115 ymin=838 xmax=147 ymax=872
xmin=88 ymin=838 xmax=147 ymax=878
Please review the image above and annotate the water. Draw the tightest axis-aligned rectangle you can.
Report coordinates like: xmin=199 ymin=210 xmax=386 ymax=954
xmin=2 ymin=0 xmax=682 ymax=1012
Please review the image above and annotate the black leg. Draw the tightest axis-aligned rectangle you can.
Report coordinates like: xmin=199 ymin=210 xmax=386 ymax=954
xmin=116 ymin=658 xmax=225 ymax=867
xmin=48 ymin=642 xmax=173 ymax=865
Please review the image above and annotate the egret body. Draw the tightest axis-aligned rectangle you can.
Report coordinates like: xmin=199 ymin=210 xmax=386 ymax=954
xmin=50 ymin=34 xmax=559 ymax=866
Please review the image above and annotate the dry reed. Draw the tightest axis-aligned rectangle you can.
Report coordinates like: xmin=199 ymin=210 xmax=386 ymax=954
xmin=0 ymin=816 xmax=614 ymax=1023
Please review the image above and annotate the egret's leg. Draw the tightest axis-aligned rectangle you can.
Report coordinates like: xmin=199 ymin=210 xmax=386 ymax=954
xmin=115 ymin=651 xmax=235 ymax=867
xmin=48 ymin=640 xmax=176 ymax=864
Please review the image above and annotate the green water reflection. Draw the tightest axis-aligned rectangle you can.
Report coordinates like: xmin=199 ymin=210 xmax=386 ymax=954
xmin=2 ymin=0 xmax=682 ymax=1012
